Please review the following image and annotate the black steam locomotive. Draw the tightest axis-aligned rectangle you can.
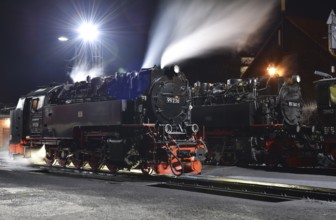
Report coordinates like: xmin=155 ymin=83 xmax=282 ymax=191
xmin=191 ymin=74 xmax=311 ymax=166
xmin=9 ymin=66 xmax=207 ymax=175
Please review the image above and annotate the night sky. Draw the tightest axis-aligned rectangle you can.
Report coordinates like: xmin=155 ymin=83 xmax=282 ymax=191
xmin=0 ymin=0 xmax=335 ymax=105
xmin=0 ymin=0 xmax=157 ymax=104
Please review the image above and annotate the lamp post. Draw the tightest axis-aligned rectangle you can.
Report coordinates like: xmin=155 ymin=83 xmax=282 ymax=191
xmin=58 ymin=22 xmax=103 ymax=82
xmin=76 ymin=22 xmax=103 ymax=76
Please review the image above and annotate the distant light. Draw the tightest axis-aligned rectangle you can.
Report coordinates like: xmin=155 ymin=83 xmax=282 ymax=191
xmin=77 ymin=23 xmax=100 ymax=42
xmin=4 ymin=118 xmax=10 ymax=128
xmin=58 ymin=36 xmax=69 ymax=42
xmin=267 ymin=64 xmax=277 ymax=77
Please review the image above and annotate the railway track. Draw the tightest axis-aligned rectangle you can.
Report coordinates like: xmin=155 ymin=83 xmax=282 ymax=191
xmin=31 ymin=164 xmax=336 ymax=203
xmin=158 ymin=176 xmax=336 ymax=202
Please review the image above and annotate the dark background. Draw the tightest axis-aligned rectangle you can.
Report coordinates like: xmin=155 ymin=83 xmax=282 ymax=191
xmin=0 ymin=0 xmax=335 ymax=105
xmin=0 ymin=0 xmax=157 ymax=104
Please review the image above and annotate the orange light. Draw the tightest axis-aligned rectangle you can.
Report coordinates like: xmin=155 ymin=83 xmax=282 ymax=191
xmin=267 ymin=64 xmax=277 ymax=77
xmin=3 ymin=118 xmax=10 ymax=128
xmin=266 ymin=64 xmax=285 ymax=77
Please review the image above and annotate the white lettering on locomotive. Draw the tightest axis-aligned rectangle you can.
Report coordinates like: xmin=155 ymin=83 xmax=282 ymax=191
xmin=166 ymin=96 xmax=180 ymax=104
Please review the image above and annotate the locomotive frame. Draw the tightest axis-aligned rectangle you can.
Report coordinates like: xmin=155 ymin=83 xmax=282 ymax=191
xmin=9 ymin=66 xmax=207 ymax=176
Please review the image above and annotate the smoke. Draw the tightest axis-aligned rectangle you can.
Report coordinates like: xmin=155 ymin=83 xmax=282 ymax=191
xmin=0 ymin=146 xmax=47 ymax=171
xmin=302 ymin=101 xmax=318 ymax=126
xmin=69 ymin=41 xmax=104 ymax=82
xmin=142 ymin=0 xmax=277 ymax=68
xmin=70 ymin=64 xmax=104 ymax=82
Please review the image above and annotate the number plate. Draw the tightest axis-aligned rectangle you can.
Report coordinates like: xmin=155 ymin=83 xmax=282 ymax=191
xmin=166 ymin=96 xmax=180 ymax=104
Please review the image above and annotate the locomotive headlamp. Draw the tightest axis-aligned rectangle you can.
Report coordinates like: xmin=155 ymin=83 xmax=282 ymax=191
xmin=292 ymin=75 xmax=301 ymax=83
xmin=253 ymin=78 xmax=258 ymax=86
xmin=186 ymin=124 xmax=199 ymax=134
xmin=164 ymin=124 xmax=173 ymax=134
xmin=174 ymin=65 xmax=180 ymax=74
xmin=191 ymin=124 xmax=199 ymax=133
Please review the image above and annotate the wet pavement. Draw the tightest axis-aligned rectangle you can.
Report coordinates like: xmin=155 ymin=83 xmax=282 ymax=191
xmin=1 ymin=150 xmax=336 ymax=220
xmin=200 ymin=165 xmax=336 ymax=189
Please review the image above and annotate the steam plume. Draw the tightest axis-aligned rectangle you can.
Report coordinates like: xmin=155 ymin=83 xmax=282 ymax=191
xmin=142 ymin=0 xmax=277 ymax=68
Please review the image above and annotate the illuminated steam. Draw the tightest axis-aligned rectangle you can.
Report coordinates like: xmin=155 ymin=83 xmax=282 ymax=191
xmin=69 ymin=42 xmax=104 ymax=82
xmin=0 ymin=148 xmax=45 ymax=171
xmin=57 ymin=1 xmax=118 ymax=82
xmin=70 ymin=64 xmax=104 ymax=82
xmin=142 ymin=0 xmax=277 ymax=68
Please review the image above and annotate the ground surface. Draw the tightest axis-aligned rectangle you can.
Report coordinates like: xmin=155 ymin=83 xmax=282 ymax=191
xmin=0 ymin=151 xmax=336 ymax=220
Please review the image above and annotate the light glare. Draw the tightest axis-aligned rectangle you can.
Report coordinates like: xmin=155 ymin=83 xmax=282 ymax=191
xmin=78 ymin=23 xmax=100 ymax=42
xmin=266 ymin=64 xmax=284 ymax=77
xmin=4 ymin=118 xmax=10 ymax=128
xmin=267 ymin=65 xmax=277 ymax=77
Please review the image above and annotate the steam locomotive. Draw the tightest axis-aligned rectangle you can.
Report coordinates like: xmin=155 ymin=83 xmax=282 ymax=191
xmin=9 ymin=66 xmax=207 ymax=176
xmin=190 ymin=74 xmax=317 ymax=167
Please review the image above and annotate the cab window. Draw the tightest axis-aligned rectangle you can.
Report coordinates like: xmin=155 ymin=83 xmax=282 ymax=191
xmin=32 ymin=98 xmax=39 ymax=111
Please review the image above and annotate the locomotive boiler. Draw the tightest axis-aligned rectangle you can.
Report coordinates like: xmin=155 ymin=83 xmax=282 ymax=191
xmin=191 ymin=74 xmax=312 ymax=166
xmin=9 ymin=66 xmax=207 ymax=175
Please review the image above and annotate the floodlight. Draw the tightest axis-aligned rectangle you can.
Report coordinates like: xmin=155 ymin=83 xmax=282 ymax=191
xmin=77 ymin=23 xmax=100 ymax=42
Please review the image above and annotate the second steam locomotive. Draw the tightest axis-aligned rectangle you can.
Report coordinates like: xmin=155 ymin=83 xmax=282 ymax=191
xmin=9 ymin=66 xmax=207 ymax=176
xmin=191 ymin=73 xmax=320 ymax=167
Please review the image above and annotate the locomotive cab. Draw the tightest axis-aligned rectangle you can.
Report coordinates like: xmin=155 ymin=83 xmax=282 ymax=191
xmin=314 ymin=78 xmax=336 ymax=137
xmin=9 ymin=86 xmax=59 ymax=154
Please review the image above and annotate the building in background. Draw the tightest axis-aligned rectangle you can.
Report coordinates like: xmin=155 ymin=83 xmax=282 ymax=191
xmin=0 ymin=114 xmax=10 ymax=150
xmin=242 ymin=0 xmax=336 ymax=101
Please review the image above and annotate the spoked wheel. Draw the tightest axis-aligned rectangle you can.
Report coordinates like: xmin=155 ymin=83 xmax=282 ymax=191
xmin=168 ymin=150 xmax=184 ymax=176
xmin=156 ymin=160 xmax=183 ymax=176
xmin=170 ymin=160 xmax=184 ymax=176
xmin=106 ymin=163 xmax=119 ymax=174
xmin=57 ymin=151 xmax=71 ymax=167
xmin=325 ymin=153 xmax=336 ymax=166
xmin=44 ymin=150 xmax=55 ymax=166
xmin=88 ymin=155 xmax=103 ymax=171
xmin=140 ymin=162 xmax=153 ymax=175
xmin=265 ymin=141 xmax=282 ymax=167
xmin=71 ymin=153 xmax=85 ymax=169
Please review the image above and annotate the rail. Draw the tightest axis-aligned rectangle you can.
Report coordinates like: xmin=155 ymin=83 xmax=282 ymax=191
xmin=32 ymin=164 xmax=336 ymax=203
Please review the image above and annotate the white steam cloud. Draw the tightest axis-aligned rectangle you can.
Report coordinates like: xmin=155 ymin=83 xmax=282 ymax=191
xmin=69 ymin=43 xmax=104 ymax=82
xmin=142 ymin=0 xmax=277 ymax=68
xmin=70 ymin=64 xmax=104 ymax=82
